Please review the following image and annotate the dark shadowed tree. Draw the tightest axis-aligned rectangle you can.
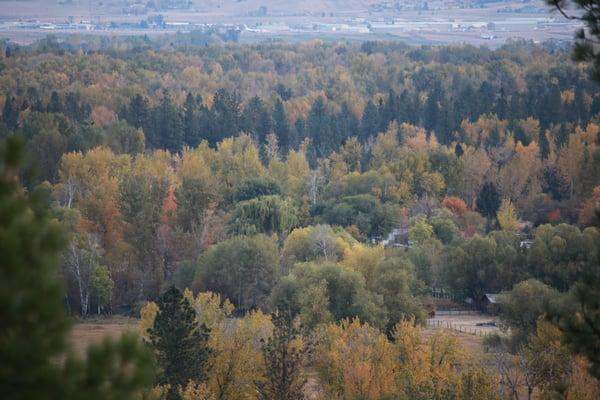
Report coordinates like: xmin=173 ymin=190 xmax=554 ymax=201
xmin=549 ymin=215 xmax=600 ymax=380
xmin=147 ymin=286 xmax=211 ymax=400
xmin=0 ymin=137 xmax=155 ymax=400
xmin=273 ymin=98 xmax=290 ymax=153
xmin=258 ymin=310 xmax=305 ymax=400
xmin=477 ymin=182 xmax=501 ymax=219
xmin=546 ymin=0 xmax=600 ymax=83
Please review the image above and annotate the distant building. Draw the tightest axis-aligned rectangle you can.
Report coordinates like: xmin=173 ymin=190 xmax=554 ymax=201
xmin=481 ymin=293 xmax=500 ymax=314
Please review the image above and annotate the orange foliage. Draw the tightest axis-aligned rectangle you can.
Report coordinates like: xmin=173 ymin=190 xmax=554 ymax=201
xmin=161 ymin=186 xmax=177 ymax=224
xmin=443 ymin=196 xmax=468 ymax=217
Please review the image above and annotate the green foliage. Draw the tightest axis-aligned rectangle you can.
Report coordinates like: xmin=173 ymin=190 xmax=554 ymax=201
xmin=528 ymin=223 xmax=599 ymax=291
xmin=235 ymin=178 xmax=283 ymax=202
xmin=372 ymin=255 xmax=426 ymax=332
xmin=270 ymin=262 xmax=388 ymax=329
xmin=0 ymin=137 xmax=70 ymax=398
xmin=147 ymin=286 xmax=211 ymax=400
xmin=549 ymin=216 xmax=600 ymax=380
xmin=444 ymin=233 xmax=520 ymax=302
xmin=90 ymin=264 xmax=114 ymax=313
xmin=194 ymin=235 xmax=279 ymax=311
xmin=321 ymin=194 xmax=399 ymax=239
xmin=227 ymin=195 xmax=298 ymax=236
xmin=497 ymin=279 xmax=561 ymax=345
xmin=431 ymin=216 xmax=458 ymax=244
xmin=0 ymin=137 xmax=155 ymax=400
xmin=409 ymin=215 xmax=434 ymax=245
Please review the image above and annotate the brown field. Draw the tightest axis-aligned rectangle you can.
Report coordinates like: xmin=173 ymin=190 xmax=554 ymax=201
xmin=69 ymin=313 xmax=494 ymax=359
xmin=68 ymin=316 xmax=138 ymax=356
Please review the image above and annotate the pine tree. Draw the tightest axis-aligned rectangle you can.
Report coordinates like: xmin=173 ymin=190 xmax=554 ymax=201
xmin=455 ymin=142 xmax=464 ymax=158
xmin=307 ymin=97 xmax=331 ymax=158
xmin=121 ymin=94 xmax=150 ymax=130
xmin=476 ymin=181 xmax=501 ymax=219
xmin=147 ymin=286 xmax=211 ymax=400
xmin=152 ymin=93 xmax=184 ymax=153
xmin=183 ymin=92 xmax=201 ymax=147
xmin=0 ymin=137 xmax=155 ymax=400
xmin=210 ymin=89 xmax=241 ymax=145
xmin=424 ymin=83 xmax=441 ymax=134
xmin=539 ymin=130 xmax=551 ymax=160
xmin=2 ymin=95 xmax=18 ymax=129
xmin=273 ymin=98 xmax=290 ymax=153
xmin=360 ymin=100 xmax=379 ymax=142
xmin=47 ymin=91 xmax=62 ymax=114
xmin=550 ymin=214 xmax=600 ymax=380
xmin=258 ymin=311 xmax=305 ymax=400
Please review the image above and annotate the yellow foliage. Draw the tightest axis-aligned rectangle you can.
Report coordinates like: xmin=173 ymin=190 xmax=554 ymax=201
xmin=138 ymin=301 xmax=158 ymax=341
xmin=184 ymin=290 xmax=234 ymax=331
xmin=341 ymin=244 xmax=385 ymax=288
xmin=566 ymin=357 xmax=600 ymax=400
xmin=497 ymin=199 xmax=520 ymax=232
xmin=180 ymin=382 xmax=214 ymax=400
xmin=392 ymin=321 xmax=467 ymax=398
xmin=316 ymin=319 xmax=397 ymax=400
xmin=207 ymin=310 xmax=273 ymax=400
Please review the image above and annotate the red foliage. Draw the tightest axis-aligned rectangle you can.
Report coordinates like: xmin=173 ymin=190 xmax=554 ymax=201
xmin=547 ymin=208 xmax=561 ymax=223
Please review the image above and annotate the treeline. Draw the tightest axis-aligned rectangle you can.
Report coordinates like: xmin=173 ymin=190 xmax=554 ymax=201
xmin=49 ymin=131 xmax=600 ymax=321
xmin=5 ymin=132 xmax=600 ymax=400
xmin=1 ymin=39 xmax=599 ymax=164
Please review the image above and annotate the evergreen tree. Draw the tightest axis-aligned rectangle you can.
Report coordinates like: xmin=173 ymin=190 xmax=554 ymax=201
xmin=2 ymin=95 xmax=18 ymax=129
xmin=338 ymin=101 xmax=359 ymax=140
xmin=151 ymin=93 xmax=184 ymax=152
xmin=539 ymin=129 xmax=551 ymax=160
xmin=0 ymin=137 xmax=154 ymax=400
xmin=435 ymin=96 xmax=454 ymax=144
xmin=424 ymin=83 xmax=441 ymax=134
xmin=258 ymin=311 xmax=305 ymax=400
xmin=210 ymin=89 xmax=241 ymax=145
xmin=46 ymin=91 xmax=62 ymax=114
xmin=273 ymin=98 xmax=290 ymax=153
xmin=293 ymin=117 xmax=306 ymax=149
xmin=360 ymin=100 xmax=379 ymax=142
xmin=241 ymin=96 xmax=263 ymax=138
xmin=183 ymin=92 xmax=202 ymax=147
xmin=258 ymin=104 xmax=273 ymax=145
xmin=147 ymin=286 xmax=211 ymax=400
xmin=556 ymin=122 xmax=571 ymax=149
xmin=121 ymin=94 xmax=150 ymax=130
xmin=476 ymin=181 xmax=501 ymax=219
xmin=307 ymin=97 xmax=333 ymax=158
xmin=495 ymin=86 xmax=509 ymax=120
xmin=476 ymin=81 xmax=495 ymax=117
xmin=381 ymin=89 xmax=399 ymax=130
xmin=455 ymin=142 xmax=464 ymax=158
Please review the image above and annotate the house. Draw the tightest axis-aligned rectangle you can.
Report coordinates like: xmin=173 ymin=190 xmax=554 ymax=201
xmin=480 ymin=293 xmax=500 ymax=314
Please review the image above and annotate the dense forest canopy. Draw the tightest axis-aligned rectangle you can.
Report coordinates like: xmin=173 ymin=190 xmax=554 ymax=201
xmin=3 ymin=34 xmax=600 ymax=399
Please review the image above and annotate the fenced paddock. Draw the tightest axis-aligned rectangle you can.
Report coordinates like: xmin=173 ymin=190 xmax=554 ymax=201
xmin=426 ymin=310 xmax=501 ymax=337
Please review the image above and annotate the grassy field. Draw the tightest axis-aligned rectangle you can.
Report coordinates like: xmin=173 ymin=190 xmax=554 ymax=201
xmin=69 ymin=316 xmax=138 ymax=356
xmin=70 ymin=314 xmax=493 ymax=357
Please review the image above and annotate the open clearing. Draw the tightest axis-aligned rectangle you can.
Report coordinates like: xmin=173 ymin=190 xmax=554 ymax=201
xmin=69 ymin=313 xmax=496 ymax=359
xmin=69 ymin=317 xmax=137 ymax=356
xmin=427 ymin=312 xmax=501 ymax=336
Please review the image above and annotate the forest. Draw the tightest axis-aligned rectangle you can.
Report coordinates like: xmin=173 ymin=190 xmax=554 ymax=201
xmin=2 ymin=33 xmax=600 ymax=399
